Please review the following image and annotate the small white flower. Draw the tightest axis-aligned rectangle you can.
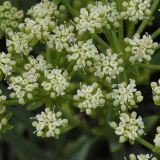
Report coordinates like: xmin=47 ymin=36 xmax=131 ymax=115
xmin=31 ymin=107 xmax=68 ymax=138
xmin=0 ymin=1 xmax=23 ymax=37
xmin=122 ymin=0 xmax=151 ymax=22
xmin=42 ymin=69 xmax=70 ymax=97
xmin=67 ymin=39 xmax=98 ymax=71
xmin=7 ymin=32 xmax=33 ymax=55
xmin=93 ymin=49 xmax=124 ymax=82
xmin=153 ymin=126 xmax=160 ymax=148
xmin=47 ymin=24 xmax=76 ymax=52
xmin=19 ymin=17 xmax=55 ymax=42
xmin=107 ymin=79 xmax=143 ymax=111
xmin=27 ymin=0 xmax=57 ymax=19
xmin=74 ymin=2 xmax=120 ymax=34
xmin=0 ymin=52 xmax=16 ymax=76
xmin=151 ymin=80 xmax=160 ymax=106
xmin=110 ymin=112 xmax=145 ymax=144
xmin=125 ymin=33 xmax=158 ymax=63
xmin=8 ymin=55 xmax=69 ymax=104
xmin=74 ymin=83 xmax=105 ymax=115
xmin=127 ymin=153 xmax=156 ymax=160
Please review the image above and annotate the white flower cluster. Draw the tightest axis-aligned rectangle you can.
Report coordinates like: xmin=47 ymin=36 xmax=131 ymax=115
xmin=31 ymin=107 xmax=68 ymax=138
xmin=8 ymin=68 xmax=39 ymax=104
xmin=7 ymin=32 xmax=33 ymax=55
xmin=153 ymin=126 xmax=160 ymax=148
xmin=42 ymin=69 xmax=70 ymax=98
xmin=125 ymin=34 xmax=158 ymax=63
xmin=110 ymin=112 xmax=145 ymax=144
xmin=24 ymin=55 xmax=50 ymax=72
xmin=67 ymin=39 xmax=98 ymax=71
xmin=8 ymin=56 xmax=48 ymax=105
xmin=151 ymin=80 xmax=160 ymax=106
xmin=6 ymin=0 xmax=58 ymax=56
xmin=47 ymin=24 xmax=76 ymax=52
xmin=0 ymin=52 xmax=16 ymax=76
xmin=8 ymin=55 xmax=69 ymax=104
xmin=93 ymin=49 xmax=124 ymax=83
xmin=73 ymin=83 xmax=105 ymax=115
xmin=74 ymin=1 xmax=120 ymax=35
xmin=18 ymin=16 xmax=55 ymax=42
xmin=122 ymin=0 xmax=151 ymax=22
xmin=23 ymin=0 xmax=57 ymax=42
xmin=107 ymin=79 xmax=143 ymax=111
xmin=0 ymin=1 xmax=23 ymax=37
xmin=25 ymin=55 xmax=70 ymax=98
xmin=27 ymin=0 xmax=57 ymax=19
xmin=127 ymin=154 xmax=157 ymax=160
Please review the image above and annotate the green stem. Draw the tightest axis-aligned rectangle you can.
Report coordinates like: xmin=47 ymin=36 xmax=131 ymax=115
xmin=93 ymin=34 xmax=110 ymax=50
xmin=127 ymin=23 xmax=135 ymax=38
xmin=4 ymin=100 xmax=19 ymax=106
xmin=118 ymin=21 xmax=124 ymax=50
xmin=123 ymin=71 xmax=128 ymax=83
xmin=60 ymin=0 xmax=79 ymax=16
xmin=103 ymin=28 xmax=115 ymax=50
xmin=137 ymin=137 xmax=160 ymax=153
xmin=46 ymin=46 xmax=51 ymax=64
xmin=136 ymin=0 xmax=160 ymax=34
xmin=115 ymin=0 xmax=122 ymax=11
xmin=111 ymin=30 xmax=122 ymax=52
xmin=135 ymin=63 xmax=160 ymax=70
xmin=151 ymin=28 xmax=160 ymax=39
xmin=116 ymin=0 xmax=124 ymax=49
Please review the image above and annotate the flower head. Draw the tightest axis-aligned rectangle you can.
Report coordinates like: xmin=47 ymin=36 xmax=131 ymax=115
xmin=67 ymin=39 xmax=98 ymax=71
xmin=153 ymin=126 xmax=160 ymax=148
xmin=74 ymin=83 xmax=105 ymax=115
xmin=47 ymin=24 xmax=76 ymax=52
xmin=122 ymin=0 xmax=151 ymax=22
xmin=8 ymin=55 xmax=70 ymax=104
xmin=31 ymin=107 xmax=68 ymax=138
xmin=42 ymin=69 xmax=70 ymax=98
xmin=7 ymin=32 xmax=33 ymax=55
xmin=0 ymin=52 xmax=16 ymax=76
xmin=0 ymin=1 xmax=23 ymax=37
xmin=74 ymin=1 xmax=120 ymax=35
xmin=151 ymin=80 xmax=160 ymax=106
xmin=93 ymin=49 xmax=124 ymax=83
xmin=127 ymin=153 xmax=157 ymax=160
xmin=110 ymin=112 xmax=145 ymax=144
xmin=27 ymin=0 xmax=57 ymax=19
xmin=125 ymin=34 xmax=158 ymax=63
xmin=107 ymin=79 xmax=143 ymax=111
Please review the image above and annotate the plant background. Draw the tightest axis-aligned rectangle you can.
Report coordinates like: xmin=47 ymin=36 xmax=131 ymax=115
xmin=0 ymin=0 xmax=160 ymax=159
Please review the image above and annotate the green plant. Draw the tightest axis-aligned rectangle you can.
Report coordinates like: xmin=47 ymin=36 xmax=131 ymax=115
xmin=0 ymin=0 xmax=160 ymax=159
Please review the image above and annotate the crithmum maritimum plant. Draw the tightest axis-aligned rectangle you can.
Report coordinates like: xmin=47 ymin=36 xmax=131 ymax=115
xmin=0 ymin=0 xmax=160 ymax=159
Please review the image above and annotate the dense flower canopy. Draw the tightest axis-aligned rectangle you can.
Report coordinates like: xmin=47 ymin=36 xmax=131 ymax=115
xmin=0 ymin=0 xmax=160 ymax=159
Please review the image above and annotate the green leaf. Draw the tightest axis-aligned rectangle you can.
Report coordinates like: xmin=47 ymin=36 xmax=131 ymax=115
xmin=64 ymin=135 xmax=96 ymax=160
xmin=5 ymin=112 xmax=12 ymax=120
xmin=3 ymin=131 xmax=52 ymax=160
xmin=27 ymin=102 xmax=44 ymax=111
xmin=5 ymin=124 xmax=14 ymax=130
